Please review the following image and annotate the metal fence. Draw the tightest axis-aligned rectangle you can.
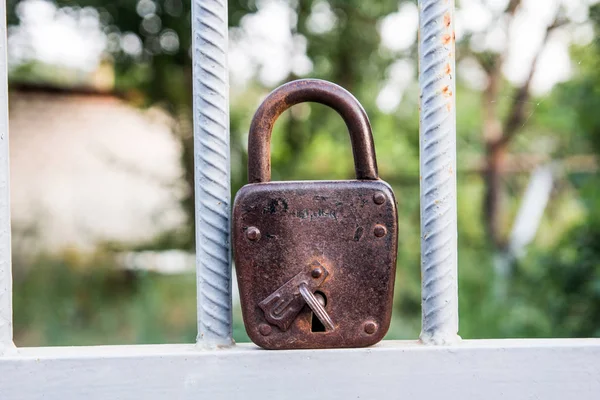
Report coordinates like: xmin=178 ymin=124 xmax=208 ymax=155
xmin=0 ymin=1 xmax=599 ymax=399
xmin=187 ymin=0 xmax=462 ymax=351
xmin=0 ymin=0 xmax=460 ymax=355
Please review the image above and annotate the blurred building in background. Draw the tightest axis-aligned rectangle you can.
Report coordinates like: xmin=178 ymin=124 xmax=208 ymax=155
xmin=8 ymin=84 xmax=185 ymax=251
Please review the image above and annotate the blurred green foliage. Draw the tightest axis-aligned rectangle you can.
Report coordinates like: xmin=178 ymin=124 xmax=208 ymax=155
xmin=13 ymin=251 xmax=250 ymax=345
xmin=8 ymin=0 xmax=600 ymax=346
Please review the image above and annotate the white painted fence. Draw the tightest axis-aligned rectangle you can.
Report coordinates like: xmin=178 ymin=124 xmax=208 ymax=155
xmin=0 ymin=0 xmax=599 ymax=398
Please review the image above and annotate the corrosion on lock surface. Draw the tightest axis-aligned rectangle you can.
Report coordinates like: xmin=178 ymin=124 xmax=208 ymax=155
xmin=233 ymin=79 xmax=398 ymax=350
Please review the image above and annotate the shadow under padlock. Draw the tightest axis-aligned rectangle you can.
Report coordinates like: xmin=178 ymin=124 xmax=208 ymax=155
xmin=233 ymin=79 xmax=398 ymax=350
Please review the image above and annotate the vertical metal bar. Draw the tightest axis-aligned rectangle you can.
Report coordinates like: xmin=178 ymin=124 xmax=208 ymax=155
xmin=0 ymin=0 xmax=14 ymax=355
xmin=418 ymin=0 xmax=460 ymax=345
xmin=192 ymin=0 xmax=233 ymax=347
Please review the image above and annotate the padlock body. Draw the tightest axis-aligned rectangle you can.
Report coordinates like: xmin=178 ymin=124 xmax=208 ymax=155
xmin=233 ymin=180 xmax=398 ymax=349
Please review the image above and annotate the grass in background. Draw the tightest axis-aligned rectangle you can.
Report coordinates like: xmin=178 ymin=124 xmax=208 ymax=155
xmin=13 ymin=250 xmax=427 ymax=346
xmin=15 ymin=239 xmax=592 ymax=346
xmin=13 ymin=251 xmax=247 ymax=346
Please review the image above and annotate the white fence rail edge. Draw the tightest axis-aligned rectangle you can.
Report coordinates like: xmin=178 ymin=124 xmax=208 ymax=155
xmin=1 ymin=340 xmax=599 ymax=399
xmin=0 ymin=0 xmax=13 ymax=356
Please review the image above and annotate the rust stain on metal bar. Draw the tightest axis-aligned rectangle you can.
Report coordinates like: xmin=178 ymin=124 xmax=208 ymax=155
xmin=442 ymin=86 xmax=453 ymax=98
xmin=444 ymin=13 xmax=451 ymax=27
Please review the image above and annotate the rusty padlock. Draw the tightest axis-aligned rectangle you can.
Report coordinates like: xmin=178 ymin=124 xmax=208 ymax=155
xmin=233 ymin=79 xmax=398 ymax=350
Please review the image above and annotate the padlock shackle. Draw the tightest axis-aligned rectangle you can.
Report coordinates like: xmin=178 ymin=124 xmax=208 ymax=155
xmin=247 ymin=79 xmax=379 ymax=183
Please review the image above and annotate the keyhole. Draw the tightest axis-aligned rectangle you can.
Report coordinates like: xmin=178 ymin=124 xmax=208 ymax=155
xmin=311 ymin=291 xmax=327 ymax=333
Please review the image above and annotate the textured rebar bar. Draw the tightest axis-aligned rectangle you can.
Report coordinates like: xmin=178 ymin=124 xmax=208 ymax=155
xmin=418 ymin=0 xmax=460 ymax=345
xmin=192 ymin=0 xmax=233 ymax=347
xmin=0 ymin=0 xmax=14 ymax=355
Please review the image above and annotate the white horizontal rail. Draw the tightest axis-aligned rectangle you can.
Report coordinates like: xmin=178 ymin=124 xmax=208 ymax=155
xmin=1 ymin=339 xmax=599 ymax=399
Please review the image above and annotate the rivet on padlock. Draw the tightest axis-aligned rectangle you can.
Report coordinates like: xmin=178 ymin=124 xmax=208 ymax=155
xmin=233 ymin=79 xmax=398 ymax=350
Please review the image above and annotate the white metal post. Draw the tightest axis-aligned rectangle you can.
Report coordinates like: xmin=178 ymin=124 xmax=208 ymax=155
xmin=0 ymin=0 xmax=13 ymax=355
xmin=192 ymin=0 xmax=233 ymax=347
xmin=418 ymin=0 xmax=460 ymax=345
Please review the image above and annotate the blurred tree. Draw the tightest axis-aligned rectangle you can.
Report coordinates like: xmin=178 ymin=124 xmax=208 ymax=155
xmin=7 ymin=0 xmax=600 ymax=344
xmin=6 ymin=0 xmax=402 ymax=249
xmin=511 ymin=4 xmax=600 ymax=337
xmin=464 ymin=0 xmax=565 ymax=250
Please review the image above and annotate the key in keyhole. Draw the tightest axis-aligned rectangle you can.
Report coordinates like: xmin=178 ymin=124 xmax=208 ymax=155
xmin=299 ymin=284 xmax=334 ymax=332
xmin=311 ymin=292 xmax=327 ymax=332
